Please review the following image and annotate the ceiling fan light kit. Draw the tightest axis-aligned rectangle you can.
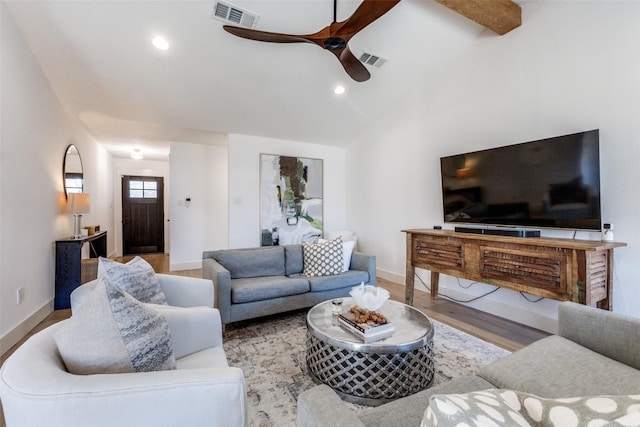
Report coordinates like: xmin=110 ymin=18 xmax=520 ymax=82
xmin=221 ymin=0 xmax=400 ymax=82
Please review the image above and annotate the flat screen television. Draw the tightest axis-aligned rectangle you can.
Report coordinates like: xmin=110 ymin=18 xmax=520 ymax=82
xmin=440 ymin=129 xmax=601 ymax=231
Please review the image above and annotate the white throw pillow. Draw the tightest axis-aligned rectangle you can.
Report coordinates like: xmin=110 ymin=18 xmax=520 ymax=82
xmin=53 ymin=276 xmax=176 ymax=375
xmin=98 ymin=256 xmax=168 ymax=305
xmin=303 ymin=238 xmax=344 ymax=277
xmin=342 ymin=240 xmax=355 ymax=272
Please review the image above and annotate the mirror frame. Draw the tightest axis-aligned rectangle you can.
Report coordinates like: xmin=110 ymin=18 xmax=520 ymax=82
xmin=62 ymin=144 xmax=84 ymax=199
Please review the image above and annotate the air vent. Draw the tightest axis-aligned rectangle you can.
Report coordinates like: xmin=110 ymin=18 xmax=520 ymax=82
xmin=359 ymin=52 xmax=387 ymax=68
xmin=212 ymin=1 xmax=259 ymax=29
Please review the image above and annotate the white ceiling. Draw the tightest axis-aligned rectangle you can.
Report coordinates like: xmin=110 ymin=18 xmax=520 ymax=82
xmin=5 ymin=0 xmax=496 ymax=160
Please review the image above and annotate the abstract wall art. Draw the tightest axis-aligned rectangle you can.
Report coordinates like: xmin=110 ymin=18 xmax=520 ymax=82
xmin=260 ymin=154 xmax=323 ymax=246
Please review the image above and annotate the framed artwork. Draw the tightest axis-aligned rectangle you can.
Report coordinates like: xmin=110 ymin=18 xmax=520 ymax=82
xmin=260 ymin=154 xmax=323 ymax=246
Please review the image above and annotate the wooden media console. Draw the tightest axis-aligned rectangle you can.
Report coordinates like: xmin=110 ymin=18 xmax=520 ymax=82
xmin=402 ymin=229 xmax=626 ymax=310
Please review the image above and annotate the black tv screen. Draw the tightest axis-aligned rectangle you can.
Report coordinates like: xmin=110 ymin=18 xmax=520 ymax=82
xmin=440 ymin=129 xmax=601 ymax=231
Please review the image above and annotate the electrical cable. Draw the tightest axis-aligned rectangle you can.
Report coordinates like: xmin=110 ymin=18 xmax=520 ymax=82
xmin=414 ymin=273 xmax=500 ymax=303
xmin=519 ymin=292 xmax=544 ymax=303
xmin=416 ymin=273 xmax=545 ymax=304
xmin=455 ymin=277 xmax=480 ymax=289
xmin=414 ymin=272 xmax=430 ymax=292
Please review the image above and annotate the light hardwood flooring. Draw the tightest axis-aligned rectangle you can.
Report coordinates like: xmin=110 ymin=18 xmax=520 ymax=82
xmin=0 ymin=253 xmax=549 ymax=426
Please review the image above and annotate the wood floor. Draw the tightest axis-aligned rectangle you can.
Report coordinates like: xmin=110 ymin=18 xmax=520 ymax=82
xmin=0 ymin=253 xmax=549 ymax=426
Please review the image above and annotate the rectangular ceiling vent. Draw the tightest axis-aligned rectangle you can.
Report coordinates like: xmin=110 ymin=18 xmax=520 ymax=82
xmin=359 ymin=52 xmax=387 ymax=69
xmin=212 ymin=1 xmax=259 ymax=29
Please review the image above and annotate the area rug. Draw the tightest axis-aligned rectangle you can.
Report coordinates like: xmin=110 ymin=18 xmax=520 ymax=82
xmin=223 ymin=309 xmax=510 ymax=427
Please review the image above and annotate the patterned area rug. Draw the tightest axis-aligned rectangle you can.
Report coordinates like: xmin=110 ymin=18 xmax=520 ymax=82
xmin=223 ymin=309 xmax=510 ymax=427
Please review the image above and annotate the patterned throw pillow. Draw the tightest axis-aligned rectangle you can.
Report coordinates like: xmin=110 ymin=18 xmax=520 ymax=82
xmin=98 ymin=256 xmax=168 ymax=305
xmin=318 ymin=238 xmax=355 ymax=272
xmin=303 ymin=238 xmax=344 ymax=277
xmin=422 ymin=389 xmax=640 ymax=427
xmin=53 ymin=276 xmax=176 ymax=375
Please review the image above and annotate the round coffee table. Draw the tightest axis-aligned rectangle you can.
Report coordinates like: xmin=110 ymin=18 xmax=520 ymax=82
xmin=306 ymin=298 xmax=435 ymax=406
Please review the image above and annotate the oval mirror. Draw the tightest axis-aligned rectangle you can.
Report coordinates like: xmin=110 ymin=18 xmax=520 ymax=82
xmin=63 ymin=144 xmax=83 ymax=198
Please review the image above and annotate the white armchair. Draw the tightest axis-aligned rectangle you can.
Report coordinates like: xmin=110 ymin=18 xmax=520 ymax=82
xmin=0 ymin=276 xmax=247 ymax=427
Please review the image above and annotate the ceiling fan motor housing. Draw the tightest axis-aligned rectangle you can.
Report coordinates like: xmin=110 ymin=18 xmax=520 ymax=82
xmin=324 ymin=37 xmax=346 ymax=51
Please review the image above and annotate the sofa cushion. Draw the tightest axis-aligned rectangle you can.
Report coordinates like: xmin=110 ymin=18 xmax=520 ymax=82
xmin=53 ymin=276 xmax=176 ymax=375
xmin=176 ymin=346 xmax=229 ymax=370
xmin=284 ymin=244 xmax=304 ymax=275
xmin=303 ymin=238 xmax=343 ymax=277
xmin=231 ymin=276 xmax=310 ymax=304
xmin=423 ymin=389 xmax=640 ymax=427
xmin=479 ymin=335 xmax=640 ymax=397
xmin=305 ymin=270 xmax=370 ymax=292
xmin=213 ymin=247 xmax=285 ymax=279
xmin=97 ymin=256 xmax=168 ymax=305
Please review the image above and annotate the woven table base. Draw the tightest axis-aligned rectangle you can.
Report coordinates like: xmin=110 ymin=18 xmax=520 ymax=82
xmin=306 ymin=330 xmax=435 ymax=406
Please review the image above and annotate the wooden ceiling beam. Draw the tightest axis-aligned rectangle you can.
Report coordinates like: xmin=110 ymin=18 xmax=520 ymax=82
xmin=434 ymin=0 xmax=522 ymax=35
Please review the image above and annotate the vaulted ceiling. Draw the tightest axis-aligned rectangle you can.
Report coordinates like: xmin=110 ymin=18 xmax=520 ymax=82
xmin=5 ymin=0 xmax=520 ymax=160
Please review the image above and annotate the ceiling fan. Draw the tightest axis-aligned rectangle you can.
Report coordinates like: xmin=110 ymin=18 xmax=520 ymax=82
xmin=223 ymin=0 xmax=400 ymax=82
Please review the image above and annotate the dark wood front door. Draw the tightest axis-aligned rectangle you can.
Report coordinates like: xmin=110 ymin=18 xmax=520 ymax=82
xmin=122 ymin=176 xmax=164 ymax=255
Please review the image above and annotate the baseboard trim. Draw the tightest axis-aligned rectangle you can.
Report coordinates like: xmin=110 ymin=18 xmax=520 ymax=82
xmin=170 ymin=260 xmax=202 ymax=272
xmin=0 ymin=299 xmax=53 ymax=356
xmin=376 ymin=268 xmax=404 ymax=285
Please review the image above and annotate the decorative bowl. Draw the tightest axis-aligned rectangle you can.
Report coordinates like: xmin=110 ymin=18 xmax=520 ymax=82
xmin=349 ymin=283 xmax=390 ymax=311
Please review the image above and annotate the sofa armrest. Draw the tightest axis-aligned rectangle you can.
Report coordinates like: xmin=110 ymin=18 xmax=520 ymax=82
xmin=350 ymin=252 xmax=376 ymax=285
xmin=558 ymin=301 xmax=640 ymax=370
xmin=297 ymin=385 xmax=364 ymax=427
xmin=202 ymin=256 xmax=232 ymax=324
xmin=155 ymin=306 xmax=223 ymax=358
xmin=2 ymin=366 xmax=247 ymax=427
xmin=0 ymin=322 xmax=246 ymax=427
xmin=158 ymin=274 xmax=214 ymax=308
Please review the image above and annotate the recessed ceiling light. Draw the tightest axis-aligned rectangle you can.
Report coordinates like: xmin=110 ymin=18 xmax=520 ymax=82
xmin=334 ymin=86 xmax=345 ymax=95
xmin=131 ymin=148 xmax=144 ymax=160
xmin=152 ymin=36 xmax=170 ymax=51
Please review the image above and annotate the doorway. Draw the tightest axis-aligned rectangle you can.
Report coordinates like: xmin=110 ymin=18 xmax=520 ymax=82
xmin=122 ymin=175 xmax=165 ymax=255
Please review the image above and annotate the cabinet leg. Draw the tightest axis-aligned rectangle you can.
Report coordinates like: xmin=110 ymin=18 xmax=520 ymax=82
xmin=405 ymin=266 xmax=415 ymax=306
xmin=431 ymin=272 xmax=440 ymax=299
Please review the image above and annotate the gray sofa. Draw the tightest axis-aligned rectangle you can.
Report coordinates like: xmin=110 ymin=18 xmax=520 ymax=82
xmin=298 ymin=302 xmax=640 ymax=426
xmin=202 ymin=245 xmax=376 ymax=325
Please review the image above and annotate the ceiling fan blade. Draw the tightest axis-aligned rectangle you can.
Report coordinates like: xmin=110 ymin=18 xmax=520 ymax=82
xmin=336 ymin=46 xmax=370 ymax=82
xmin=334 ymin=0 xmax=401 ymax=38
xmin=223 ymin=25 xmax=312 ymax=44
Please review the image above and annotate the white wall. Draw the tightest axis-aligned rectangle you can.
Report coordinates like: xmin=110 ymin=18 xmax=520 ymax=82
xmin=169 ymin=141 xmax=228 ymax=270
xmin=346 ymin=1 xmax=640 ymax=332
xmin=228 ymin=134 xmax=347 ymax=248
xmin=1 ymin=3 xmax=114 ymax=352
xmin=112 ymin=158 xmax=170 ymax=257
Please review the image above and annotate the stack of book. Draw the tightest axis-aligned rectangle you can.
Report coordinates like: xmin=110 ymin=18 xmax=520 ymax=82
xmin=338 ymin=309 xmax=394 ymax=342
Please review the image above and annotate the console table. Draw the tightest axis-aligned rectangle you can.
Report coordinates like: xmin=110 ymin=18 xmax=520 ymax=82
xmin=55 ymin=231 xmax=107 ymax=309
xmin=402 ymin=229 xmax=626 ymax=310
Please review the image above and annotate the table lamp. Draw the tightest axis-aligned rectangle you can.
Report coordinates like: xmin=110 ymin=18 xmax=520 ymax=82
xmin=68 ymin=193 xmax=90 ymax=239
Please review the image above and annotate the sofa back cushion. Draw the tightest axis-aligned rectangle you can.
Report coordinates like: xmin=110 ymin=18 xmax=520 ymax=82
xmin=558 ymin=301 xmax=640 ymax=370
xmin=212 ymin=247 xmax=285 ymax=279
xmin=284 ymin=245 xmax=304 ymax=275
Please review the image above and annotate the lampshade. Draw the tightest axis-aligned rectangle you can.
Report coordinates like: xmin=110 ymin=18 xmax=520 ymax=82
xmin=68 ymin=193 xmax=90 ymax=214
